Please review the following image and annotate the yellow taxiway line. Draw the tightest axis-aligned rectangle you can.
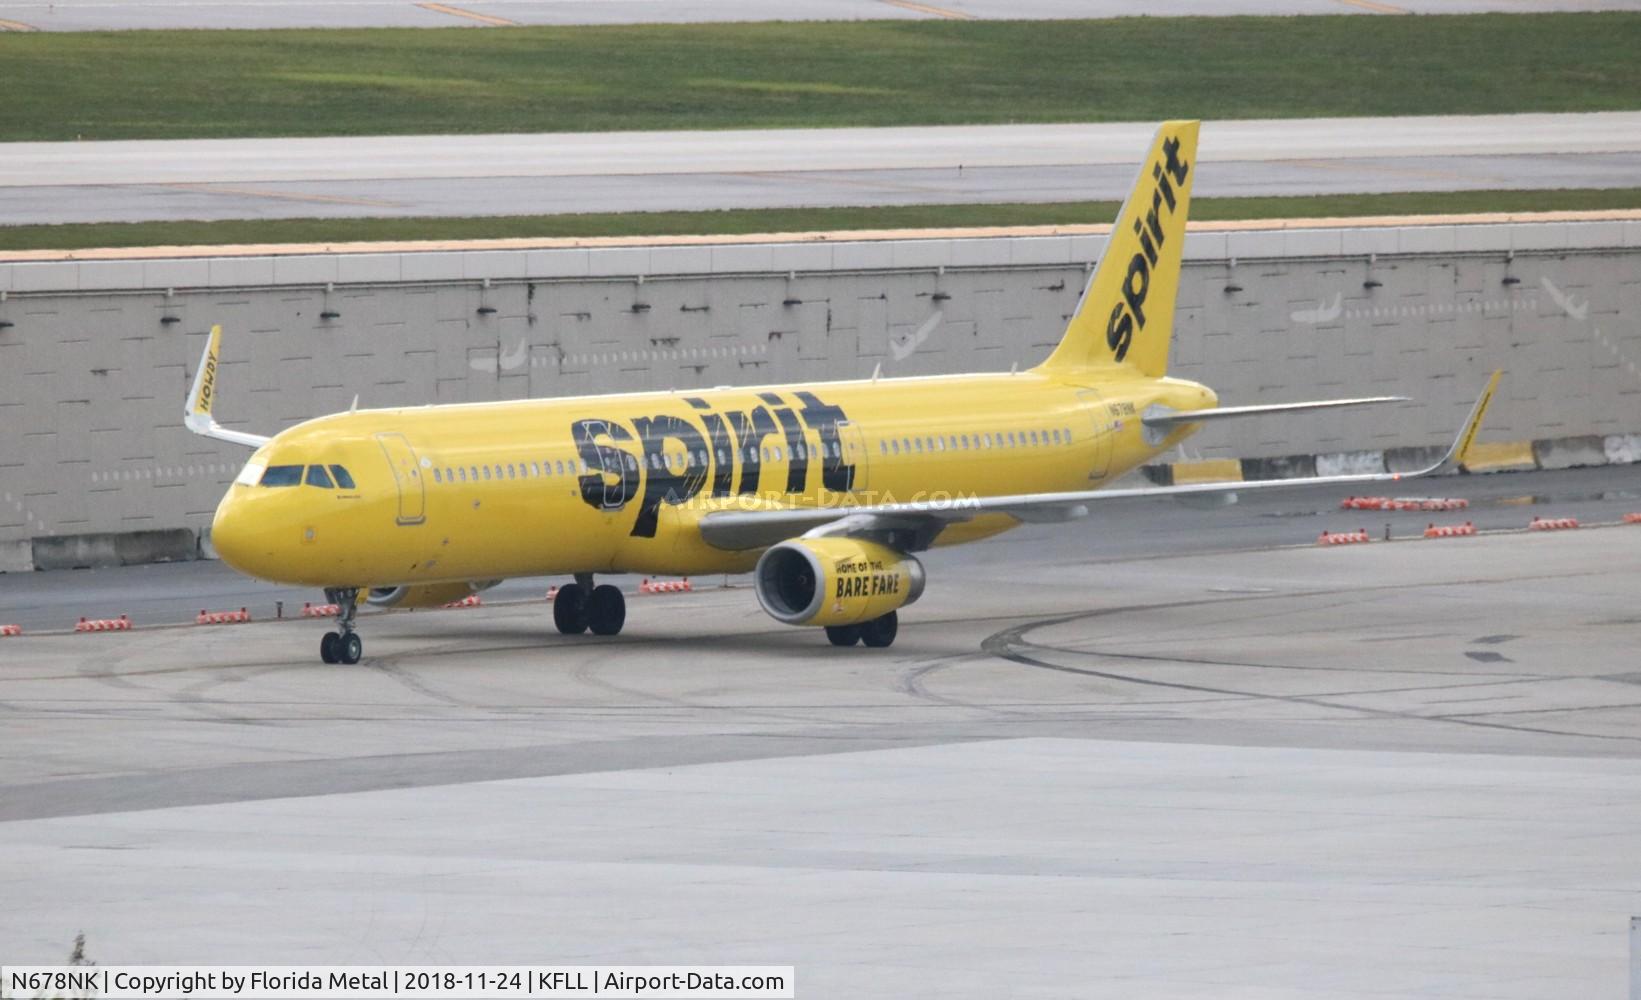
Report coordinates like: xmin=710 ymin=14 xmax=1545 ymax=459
xmin=415 ymin=2 xmax=519 ymax=27
xmin=1335 ymin=0 xmax=1409 ymax=13
xmin=8 ymin=210 xmax=1640 ymax=264
xmin=0 ymin=16 xmax=38 ymax=31
xmin=880 ymin=0 xmax=975 ymax=20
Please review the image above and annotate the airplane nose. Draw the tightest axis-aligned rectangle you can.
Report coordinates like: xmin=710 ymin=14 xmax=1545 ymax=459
xmin=209 ymin=493 xmax=258 ymax=575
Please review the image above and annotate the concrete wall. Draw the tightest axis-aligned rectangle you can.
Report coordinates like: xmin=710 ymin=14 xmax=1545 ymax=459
xmin=2 ymin=219 xmax=1638 ymax=569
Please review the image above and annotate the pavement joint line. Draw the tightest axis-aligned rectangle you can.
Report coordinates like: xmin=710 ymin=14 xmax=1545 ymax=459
xmin=157 ymin=183 xmax=401 ymax=210
xmin=879 ymin=0 xmax=975 ymax=19
xmin=1334 ymin=0 xmax=1409 ymax=12
xmin=415 ymin=2 xmax=518 ymax=27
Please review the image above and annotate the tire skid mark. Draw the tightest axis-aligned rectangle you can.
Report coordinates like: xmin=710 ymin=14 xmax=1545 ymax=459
xmin=982 ymin=597 xmax=1641 ymax=746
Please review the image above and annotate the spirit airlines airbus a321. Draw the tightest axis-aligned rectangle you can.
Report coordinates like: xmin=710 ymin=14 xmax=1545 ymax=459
xmin=188 ymin=121 xmax=1500 ymax=664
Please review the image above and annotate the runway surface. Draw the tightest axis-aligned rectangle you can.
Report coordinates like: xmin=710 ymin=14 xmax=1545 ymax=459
xmin=2 ymin=483 xmax=1640 ymax=994
xmin=0 ymin=0 xmax=1634 ymax=31
xmin=5 ymin=113 xmax=1639 ymax=226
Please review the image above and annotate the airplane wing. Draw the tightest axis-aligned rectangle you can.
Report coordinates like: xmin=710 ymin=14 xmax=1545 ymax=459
xmin=184 ymin=324 xmax=270 ymax=449
xmin=698 ymin=372 xmax=1501 ymax=553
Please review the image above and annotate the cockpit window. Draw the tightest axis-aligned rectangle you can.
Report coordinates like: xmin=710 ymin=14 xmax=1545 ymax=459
xmin=260 ymin=465 xmax=304 ymax=487
xmin=305 ymin=465 xmax=334 ymax=489
xmin=329 ymin=465 xmax=356 ymax=490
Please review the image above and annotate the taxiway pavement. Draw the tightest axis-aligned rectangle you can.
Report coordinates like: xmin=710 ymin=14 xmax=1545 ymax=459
xmin=4 ymin=114 xmax=1639 ymax=225
xmin=1 ymin=467 xmax=1639 ymax=995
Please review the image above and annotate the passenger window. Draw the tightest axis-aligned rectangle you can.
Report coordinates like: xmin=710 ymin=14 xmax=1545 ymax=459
xmin=913 ymin=439 xmax=923 ymax=453
xmin=432 ymin=468 xmax=442 ymax=485
xmin=890 ymin=440 xmax=900 ymax=455
xmin=483 ymin=467 xmax=492 ymax=481
xmin=260 ymin=465 xmax=303 ymax=487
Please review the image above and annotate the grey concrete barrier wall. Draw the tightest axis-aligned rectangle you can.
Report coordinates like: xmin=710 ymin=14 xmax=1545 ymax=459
xmin=1 ymin=218 xmax=1638 ymax=568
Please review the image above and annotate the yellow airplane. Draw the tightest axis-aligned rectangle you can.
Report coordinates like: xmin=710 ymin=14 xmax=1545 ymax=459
xmin=188 ymin=121 xmax=1499 ymax=664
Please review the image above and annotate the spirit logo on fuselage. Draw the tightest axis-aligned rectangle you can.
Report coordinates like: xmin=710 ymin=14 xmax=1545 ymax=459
xmin=572 ymin=391 xmax=856 ymax=538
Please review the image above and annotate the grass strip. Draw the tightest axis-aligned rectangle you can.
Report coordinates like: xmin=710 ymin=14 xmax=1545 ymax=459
xmin=1 ymin=14 xmax=1638 ymax=141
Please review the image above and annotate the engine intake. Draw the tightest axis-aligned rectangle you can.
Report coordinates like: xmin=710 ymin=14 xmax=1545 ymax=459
xmin=755 ymin=537 xmax=924 ymax=627
xmin=366 ymin=580 xmax=499 ymax=609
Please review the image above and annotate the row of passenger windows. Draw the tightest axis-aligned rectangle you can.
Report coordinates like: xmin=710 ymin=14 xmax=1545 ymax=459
xmin=260 ymin=464 xmax=357 ymax=489
xmin=435 ymin=458 xmax=587 ymax=485
xmin=422 ymin=428 xmax=1078 ymax=487
xmin=879 ymin=427 xmax=1076 ymax=456
xmin=427 ymin=439 xmax=852 ymax=485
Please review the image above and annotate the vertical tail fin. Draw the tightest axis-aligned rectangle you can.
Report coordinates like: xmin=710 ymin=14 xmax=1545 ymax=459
xmin=1037 ymin=120 xmax=1198 ymax=378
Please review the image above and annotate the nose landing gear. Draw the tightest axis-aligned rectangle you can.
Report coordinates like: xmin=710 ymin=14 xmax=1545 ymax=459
xmin=319 ymin=587 xmax=363 ymax=664
xmin=553 ymin=573 xmax=626 ymax=636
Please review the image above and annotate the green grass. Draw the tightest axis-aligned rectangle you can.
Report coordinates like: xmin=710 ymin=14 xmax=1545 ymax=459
xmin=4 ymin=188 xmax=1637 ymax=253
xmin=0 ymin=14 xmax=1638 ymax=140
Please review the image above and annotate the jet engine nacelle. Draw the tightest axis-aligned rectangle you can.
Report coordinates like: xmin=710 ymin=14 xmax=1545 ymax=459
xmin=754 ymin=537 xmax=924 ymax=628
xmin=366 ymin=580 xmax=499 ymax=609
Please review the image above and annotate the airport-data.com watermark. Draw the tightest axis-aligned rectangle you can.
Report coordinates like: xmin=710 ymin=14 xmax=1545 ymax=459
xmin=1 ymin=966 xmax=794 ymax=1000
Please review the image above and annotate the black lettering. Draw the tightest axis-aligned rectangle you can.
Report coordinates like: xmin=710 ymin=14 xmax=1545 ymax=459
xmin=1133 ymin=217 xmax=1158 ymax=267
xmin=697 ymin=412 xmax=736 ymax=498
xmin=768 ymin=400 xmax=809 ymax=494
xmin=573 ymin=419 xmax=639 ymax=512
xmin=795 ymin=391 xmax=857 ymax=492
xmin=1162 ymin=135 xmax=1189 ymax=186
xmin=1106 ymin=302 xmax=1134 ymax=361
xmin=725 ymin=407 xmax=778 ymax=495
xmin=630 ymin=414 xmax=709 ymax=539
xmin=1151 ymin=163 xmax=1176 ymax=212
xmin=1123 ymin=253 xmax=1150 ymax=328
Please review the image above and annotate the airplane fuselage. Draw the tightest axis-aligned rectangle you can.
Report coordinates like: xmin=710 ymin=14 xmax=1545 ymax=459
xmin=210 ymin=369 xmax=1214 ymax=587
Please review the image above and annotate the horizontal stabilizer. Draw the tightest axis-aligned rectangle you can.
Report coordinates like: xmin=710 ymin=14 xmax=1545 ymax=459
xmin=1141 ymin=396 xmax=1407 ymax=430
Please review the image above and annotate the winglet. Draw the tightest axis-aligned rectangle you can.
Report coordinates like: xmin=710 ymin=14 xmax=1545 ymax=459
xmin=1419 ymin=370 xmax=1502 ymax=477
xmin=184 ymin=324 xmax=270 ymax=449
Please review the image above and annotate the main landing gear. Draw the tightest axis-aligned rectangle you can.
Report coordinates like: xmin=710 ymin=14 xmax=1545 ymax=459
xmin=553 ymin=573 xmax=626 ymax=637
xmin=825 ymin=610 xmax=898 ymax=648
xmin=319 ymin=586 xmax=363 ymax=665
